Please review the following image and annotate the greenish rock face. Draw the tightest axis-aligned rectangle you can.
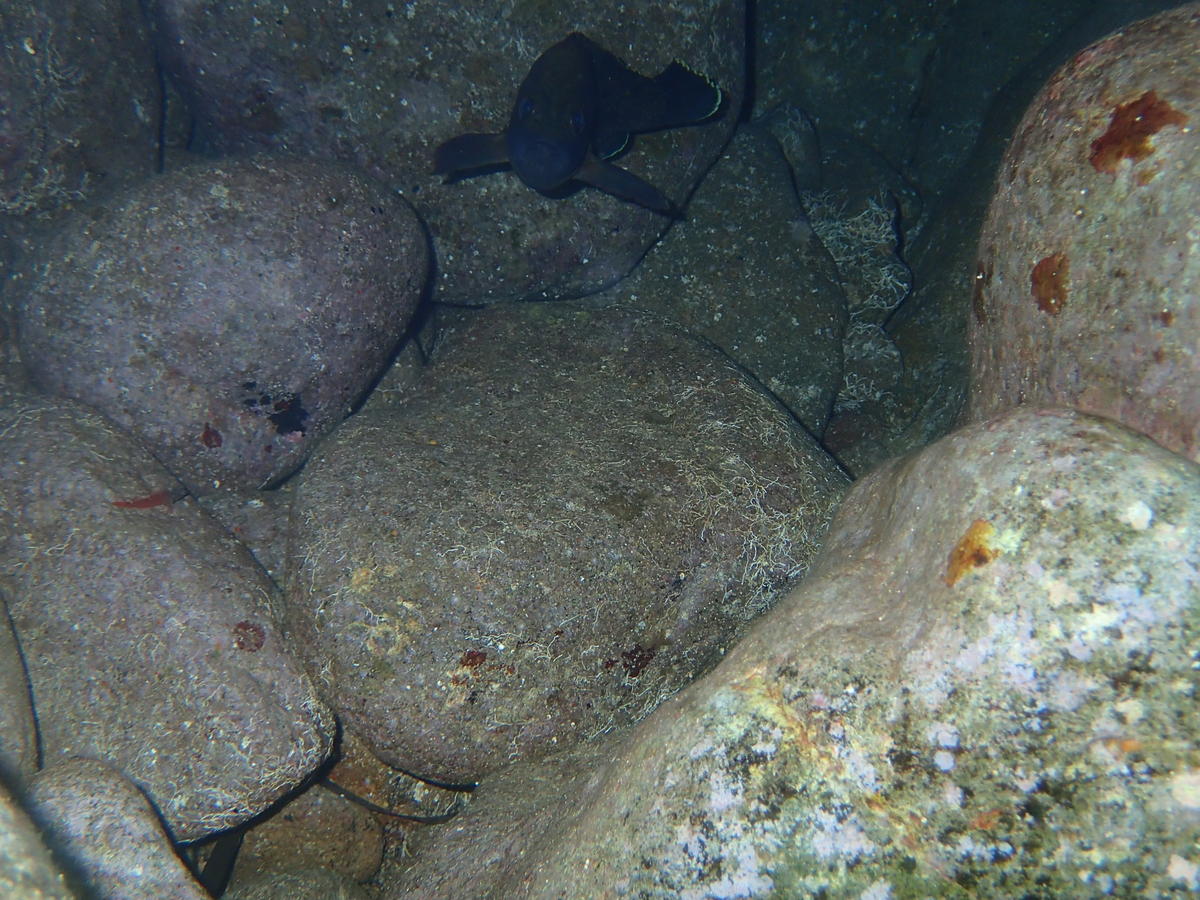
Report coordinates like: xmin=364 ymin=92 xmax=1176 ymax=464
xmin=392 ymin=405 xmax=1200 ymax=899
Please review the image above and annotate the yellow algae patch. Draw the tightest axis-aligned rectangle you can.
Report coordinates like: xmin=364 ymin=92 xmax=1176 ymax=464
xmin=347 ymin=559 xmax=401 ymax=593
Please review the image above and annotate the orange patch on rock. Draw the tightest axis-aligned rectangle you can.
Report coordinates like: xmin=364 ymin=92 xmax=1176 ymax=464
xmin=945 ymin=519 xmax=1000 ymax=587
xmin=1031 ymin=252 xmax=1069 ymax=315
xmin=1088 ymin=90 xmax=1188 ymax=174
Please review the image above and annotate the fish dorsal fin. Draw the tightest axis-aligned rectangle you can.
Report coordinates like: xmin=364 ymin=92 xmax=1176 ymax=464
xmin=587 ymin=42 xmax=723 ymax=158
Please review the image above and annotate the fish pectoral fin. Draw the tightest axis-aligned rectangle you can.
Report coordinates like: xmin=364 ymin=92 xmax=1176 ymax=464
xmin=432 ymin=132 xmax=510 ymax=177
xmin=576 ymin=156 xmax=681 ymax=218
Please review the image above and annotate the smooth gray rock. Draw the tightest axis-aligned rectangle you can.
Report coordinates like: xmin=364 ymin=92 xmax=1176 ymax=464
xmin=26 ymin=759 xmax=209 ymax=900
xmin=0 ymin=779 xmax=73 ymax=899
xmin=17 ymin=155 xmax=427 ymax=493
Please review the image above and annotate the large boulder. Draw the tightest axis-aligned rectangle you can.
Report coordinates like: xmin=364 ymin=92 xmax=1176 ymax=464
xmin=143 ymin=0 xmax=745 ymax=304
xmin=287 ymin=303 xmax=847 ymax=782
xmin=391 ymin=406 xmax=1200 ymax=897
xmin=17 ymin=155 xmax=427 ymax=493
xmin=0 ymin=396 xmax=333 ymax=839
xmin=967 ymin=3 xmax=1200 ymax=460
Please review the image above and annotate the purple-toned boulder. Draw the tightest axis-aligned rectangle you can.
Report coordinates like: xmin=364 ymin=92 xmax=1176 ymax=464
xmin=0 ymin=395 xmax=333 ymax=840
xmin=967 ymin=4 xmax=1199 ymax=460
xmin=16 ymin=155 xmax=427 ymax=493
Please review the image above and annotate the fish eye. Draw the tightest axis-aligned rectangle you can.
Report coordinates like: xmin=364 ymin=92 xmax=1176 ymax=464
xmin=517 ymin=97 xmax=535 ymax=120
xmin=570 ymin=110 xmax=587 ymax=135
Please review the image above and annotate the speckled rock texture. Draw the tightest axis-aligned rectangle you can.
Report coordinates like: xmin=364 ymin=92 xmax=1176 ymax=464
xmin=389 ymin=406 xmax=1200 ymax=898
xmin=967 ymin=4 xmax=1200 ymax=461
xmin=25 ymin=758 xmax=209 ymax=900
xmin=0 ymin=781 xmax=73 ymax=899
xmin=589 ymin=126 xmax=846 ymax=436
xmin=286 ymin=304 xmax=847 ymax=783
xmin=224 ymin=867 xmax=372 ymax=900
xmin=0 ymin=396 xmax=333 ymax=840
xmin=226 ymin=782 xmax=383 ymax=888
xmin=754 ymin=0 xmax=1095 ymax=202
xmin=16 ymin=155 xmax=428 ymax=494
xmin=143 ymin=0 xmax=744 ymax=304
xmin=0 ymin=0 xmax=159 ymax=256
xmin=0 ymin=592 xmax=36 ymax=783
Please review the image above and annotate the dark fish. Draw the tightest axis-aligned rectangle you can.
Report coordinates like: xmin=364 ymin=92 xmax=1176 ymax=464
xmin=433 ymin=33 xmax=723 ymax=217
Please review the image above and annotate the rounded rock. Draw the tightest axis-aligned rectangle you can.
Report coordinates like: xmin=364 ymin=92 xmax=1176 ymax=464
xmin=17 ymin=155 xmax=428 ymax=492
xmin=967 ymin=4 xmax=1200 ymax=460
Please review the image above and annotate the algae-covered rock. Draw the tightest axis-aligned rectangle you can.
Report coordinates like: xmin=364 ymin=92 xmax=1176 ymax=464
xmin=26 ymin=759 xmax=209 ymax=900
xmin=287 ymin=304 xmax=847 ymax=782
xmin=0 ymin=396 xmax=333 ymax=840
xmin=0 ymin=0 xmax=159 ymax=246
xmin=17 ymin=155 xmax=427 ymax=494
xmin=224 ymin=867 xmax=371 ymax=900
xmin=591 ymin=126 xmax=847 ymax=436
xmin=968 ymin=3 xmax=1200 ymax=461
xmin=144 ymin=0 xmax=744 ymax=304
xmin=391 ymin=406 xmax=1200 ymax=898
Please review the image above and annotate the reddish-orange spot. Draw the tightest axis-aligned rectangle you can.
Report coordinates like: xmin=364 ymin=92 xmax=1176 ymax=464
xmin=620 ymin=644 xmax=656 ymax=677
xmin=459 ymin=649 xmax=487 ymax=668
xmin=201 ymin=422 xmax=223 ymax=448
xmin=1102 ymin=736 xmax=1143 ymax=755
xmin=1031 ymin=253 xmax=1069 ymax=316
xmin=945 ymin=519 xmax=999 ymax=587
xmin=969 ymin=808 xmax=1005 ymax=831
xmin=232 ymin=620 xmax=265 ymax=651
xmin=1088 ymin=90 xmax=1188 ymax=174
xmin=112 ymin=489 xmax=173 ymax=509
xmin=1156 ymin=309 xmax=1175 ymax=327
